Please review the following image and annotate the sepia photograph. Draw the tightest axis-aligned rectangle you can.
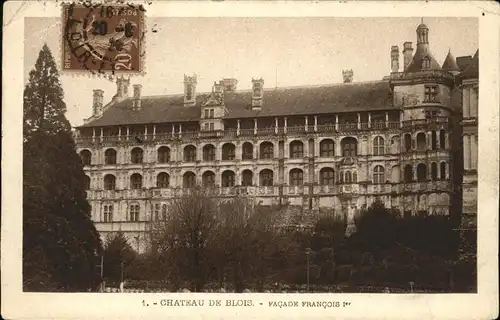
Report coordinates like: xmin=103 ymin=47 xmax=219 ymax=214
xmin=2 ymin=1 xmax=498 ymax=319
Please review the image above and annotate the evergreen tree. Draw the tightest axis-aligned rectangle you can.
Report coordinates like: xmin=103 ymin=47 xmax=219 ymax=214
xmin=23 ymin=44 xmax=71 ymax=139
xmin=103 ymin=232 xmax=137 ymax=283
xmin=23 ymin=44 xmax=102 ymax=292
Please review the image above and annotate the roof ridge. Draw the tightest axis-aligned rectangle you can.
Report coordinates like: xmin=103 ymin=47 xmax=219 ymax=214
xmin=130 ymin=79 xmax=389 ymax=100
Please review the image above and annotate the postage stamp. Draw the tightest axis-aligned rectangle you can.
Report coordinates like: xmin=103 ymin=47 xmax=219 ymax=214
xmin=61 ymin=3 xmax=145 ymax=74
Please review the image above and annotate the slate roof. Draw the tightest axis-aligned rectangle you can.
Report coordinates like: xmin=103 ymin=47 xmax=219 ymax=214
xmin=460 ymin=49 xmax=478 ymax=79
xmin=456 ymin=55 xmax=473 ymax=71
xmin=405 ymin=45 xmax=442 ymax=73
xmin=79 ymin=80 xmax=394 ymax=128
xmin=441 ymin=50 xmax=461 ymax=72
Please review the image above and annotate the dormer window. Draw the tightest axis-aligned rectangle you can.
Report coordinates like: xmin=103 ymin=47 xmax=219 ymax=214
xmin=422 ymin=56 xmax=431 ymax=70
xmin=203 ymin=108 xmax=215 ymax=119
xmin=424 ymin=85 xmax=439 ymax=103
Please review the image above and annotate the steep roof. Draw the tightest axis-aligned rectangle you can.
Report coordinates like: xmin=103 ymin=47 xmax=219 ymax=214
xmin=79 ymin=80 xmax=394 ymax=128
xmin=441 ymin=50 xmax=460 ymax=72
xmin=456 ymin=55 xmax=472 ymax=71
xmin=405 ymin=45 xmax=442 ymax=72
xmin=460 ymin=49 xmax=478 ymax=79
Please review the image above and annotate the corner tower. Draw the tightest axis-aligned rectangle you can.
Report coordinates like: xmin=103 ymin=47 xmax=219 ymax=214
xmin=389 ymin=21 xmax=457 ymax=217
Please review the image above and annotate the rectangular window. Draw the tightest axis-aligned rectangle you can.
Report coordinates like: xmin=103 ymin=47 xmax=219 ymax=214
xmin=154 ymin=204 xmax=160 ymax=221
xmin=209 ymin=109 xmax=214 ymax=118
xmin=204 ymin=109 xmax=209 ymax=118
xmin=103 ymin=205 xmax=113 ymax=222
xmin=130 ymin=204 xmax=140 ymax=222
xmin=424 ymin=85 xmax=439 ymax=103
xmin=204 ymin=123 xmax=209 ymax=131
xmin=209 ymin=123 xmax=214 ymax=131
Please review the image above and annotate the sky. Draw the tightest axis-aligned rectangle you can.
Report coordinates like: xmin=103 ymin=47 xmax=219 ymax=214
xmin=24 ymin=17 xmax=478 ymax=127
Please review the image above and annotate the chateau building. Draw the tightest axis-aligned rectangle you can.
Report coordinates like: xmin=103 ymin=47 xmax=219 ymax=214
xmin=75 ymin=22 xmax=478 ymax=252
xmin=457 ymin=50 xmax=479 ymax=228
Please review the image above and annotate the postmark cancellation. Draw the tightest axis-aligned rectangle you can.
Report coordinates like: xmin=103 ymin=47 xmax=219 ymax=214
xmin=61 ymin=2 xmax=145 ymax=75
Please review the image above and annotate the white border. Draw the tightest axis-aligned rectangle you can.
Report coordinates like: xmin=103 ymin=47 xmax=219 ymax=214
xmin=2 ymin=1 xmax=499 ymax=319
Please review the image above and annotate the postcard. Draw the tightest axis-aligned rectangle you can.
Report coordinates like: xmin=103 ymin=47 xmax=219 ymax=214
xmin=2 ymin=1 xmax=498 ymax=319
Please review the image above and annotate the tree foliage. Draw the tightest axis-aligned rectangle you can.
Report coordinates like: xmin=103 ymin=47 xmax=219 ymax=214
xmin=353 ymin=199 xmax=401 ymax=251
xmin=23 ymin=44 xmax=102 ymax=292
xmin=23 ymin=44 xmax=71 ymax=139
xmin=149 ymin=187 xmax=221 ymax=292
xmin=103 ymin=232 xmax=137 ymax=283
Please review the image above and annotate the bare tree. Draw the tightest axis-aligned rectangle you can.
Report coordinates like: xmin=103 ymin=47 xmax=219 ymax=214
xmin=149 ymin=187 xmax=221 ymax=292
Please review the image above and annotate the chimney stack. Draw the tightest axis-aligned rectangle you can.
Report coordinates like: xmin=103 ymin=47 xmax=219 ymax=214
xmin=183 ymin=74 xmax=197 ymax=107
xmin=342 ymin=69 xmax=353 ymax=83
xmin=221 ymin=78 xmax=238 ymax=91
xmin=92 ymin=89 xmax=104 ymax=117
xmin=403 ymin=42 xmax=414 ymax=71
xmin=391 ymin=45 xmax=400 ymax=73
xmin=133 ymin=84 xmax=142 ymax=110
xmin=116 ymin=76 xmax=130 ymax=99
xmin=251 ymin=78 xmax=264 ymax=110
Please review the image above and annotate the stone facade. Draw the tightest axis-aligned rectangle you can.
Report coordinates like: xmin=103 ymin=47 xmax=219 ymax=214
xmin=74 ymin=23 xmax=477 ymax=252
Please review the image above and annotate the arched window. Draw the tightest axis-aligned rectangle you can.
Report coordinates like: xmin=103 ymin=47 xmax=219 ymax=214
xmin=353 ymin=172 xmax=357 ymax=183
xmin=203 ymin=144 xmax=216 ymax=161
xmin=404 ymin=133 xmax=412 ymax=152
xmin=157 ymin=172 xmax=170 ymax=188
xmin=416 ymin=132 xmax=426 ymax=150
xmin=242 ymin=142 xmax=253 ymax=160
xmin=341 ymin=137 xmax=357 ymax=157
xmin=289 ymin=168 xmax=304 ymax=186
xmin=416 ymin=163 xmax=427 ymax=182
xmin=373 ymin=136 xmax=385 ymax=156
xmin=431 ymin=162 xmax=438 ymax=180
xmin=221 ymin=170 xmax=235 ymax=187
xmin=320 ymin=139 xmax=335 ymax=157
xmin=290 ymin=141 xmax=304 ymax=159
xmin=161 ymin=204 xmax=167 ymax=220
xmin=260 ymin=142 xmax=274 ymax=159
xmin=431 ymin=131 xmax=437 ymax=150
xmin=259 ymin=169 xmax=274 ymax=186
xmin=373 ymin=165 xmax=385 ymax=184
xmin=103 ymin=204 xmax=113 ymax=222
xmin=183 ymin=171 xmax=196 ymax=188
xmin=202 ymin=171 xmax=215 ymax=188
xmin=345 ymin=171 xmax=352 ymax=183
xmin=80 ymin=150 xmax=91 ymax=166
xmin=222 ymin=143 xmax=236 ymax=161
xmin=439 ymin=130 xmax=446 ymax=149
xmin=241 ymin=170 xmax=253 ymax=186
xmin=184 ymin=145 xmax=196 ymax=162
xmin=129 ymin=203 xmax=140 ymax=222
xmin=157 ymin=146 xmax=171 ymax=163
xmin=403 ymin=165 xmax=413 ymax=182
xmin=130 ymin=173 xmax=143 ymax=189
xmin=440 ymin=162 xmax=447 ymax=180
xmin=104 ymin=149 xmax=117 ymax=165
xmin=83 ymin=175 xmax=91 ymax=190
xmin=319 ymin=167 xmax=335 ymax=186
xmin=104 ymin=174 xmax=116 ymax=190
xmin=131 ymin=147 xmax=143 ymax=164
